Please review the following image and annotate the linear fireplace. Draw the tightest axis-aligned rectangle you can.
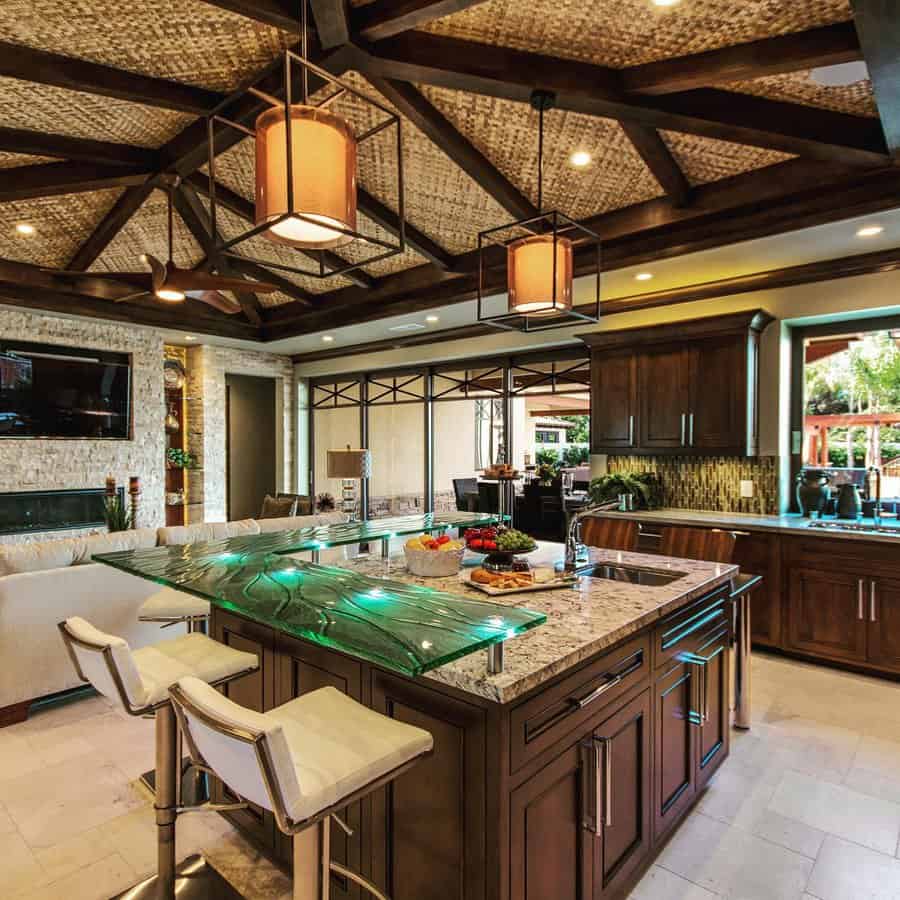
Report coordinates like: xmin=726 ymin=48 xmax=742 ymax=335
xmin=0 ymin=487 xmax=124 ymax=536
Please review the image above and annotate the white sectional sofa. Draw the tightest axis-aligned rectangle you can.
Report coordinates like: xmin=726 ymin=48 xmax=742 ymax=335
xmin=0 ymin=511 xmax=347 ymax=725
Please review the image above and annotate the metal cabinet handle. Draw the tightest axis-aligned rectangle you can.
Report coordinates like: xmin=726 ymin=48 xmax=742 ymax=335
xmin=689 ymin=412 xmax=695 ymax=446
xmin=628 ymin=414 xmax=635 ymax=446
xmin=594 ymin=736 xmax=613 ymax=829
xmin=570 ymin=674 xmax=622 ymax=710
xmin=858 ymin=579 xmax=865 ymax=620
xmin=680 ymin=413 xmax=686 ymax=446
xmin=871 ymin=580 xmax=877 ymax=623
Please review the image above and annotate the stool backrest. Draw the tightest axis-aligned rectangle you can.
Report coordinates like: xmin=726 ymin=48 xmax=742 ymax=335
xmin=581 ymin=517 xmax=639 ymax=552
xmin=58 ymin=617 xmax=148 ymax=712
xmin=658 ymin=526 xmax=736 ymax=564
xmin=170 ymin=676 xmax=302 ymax=832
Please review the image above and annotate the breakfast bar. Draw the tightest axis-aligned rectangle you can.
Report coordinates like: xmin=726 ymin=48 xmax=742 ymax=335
xmin=96 ymin=519 xmax=738 ymax=900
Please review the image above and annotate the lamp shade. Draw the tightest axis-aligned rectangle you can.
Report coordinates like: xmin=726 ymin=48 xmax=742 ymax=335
xmin=326 ymin=447 xmax=372 ymax=479
xmin=507 ymin=234 xmax=573 ymax=315
xmin=255 ymin=104 xmax=357 ymax=249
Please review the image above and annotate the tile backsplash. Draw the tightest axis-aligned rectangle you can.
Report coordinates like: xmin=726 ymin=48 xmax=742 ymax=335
xmin=606 ymin=455 xmax=779 ymax=514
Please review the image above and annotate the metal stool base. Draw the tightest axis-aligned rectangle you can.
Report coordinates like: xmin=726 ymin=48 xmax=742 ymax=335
xmin=110 ymin=854 xmax=243 ymax=899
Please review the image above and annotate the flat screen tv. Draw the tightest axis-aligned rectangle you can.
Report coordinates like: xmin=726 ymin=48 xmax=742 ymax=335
xmin=0 ymin=340 xmax=132 ymax=439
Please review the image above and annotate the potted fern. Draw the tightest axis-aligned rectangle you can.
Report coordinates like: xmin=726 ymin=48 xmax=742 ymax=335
xmin=103 ymin=494 xmax=132 ymax=532
xmin=588 ymin=472 xmax=662 ymax=510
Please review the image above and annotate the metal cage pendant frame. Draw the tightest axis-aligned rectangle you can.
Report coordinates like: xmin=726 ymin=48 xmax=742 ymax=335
xmin=204 ymin=47 xmax=406 ymax=281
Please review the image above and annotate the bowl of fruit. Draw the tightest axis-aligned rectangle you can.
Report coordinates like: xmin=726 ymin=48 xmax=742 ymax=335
xmin=403 ymin=533 xmax=466 ymax=577
xmin=465 ymin=526 xmax=538 ymax=572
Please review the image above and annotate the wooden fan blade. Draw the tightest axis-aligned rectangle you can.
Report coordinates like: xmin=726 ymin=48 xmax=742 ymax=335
xmin=167 ymin=269 xmax=277 ymax=294
xmin=113 ymin=290 xmax=150 ymax=304
xmin=46 ymin=269 xmax=153 ymax=290
xmin=143 ymin=254 xmax=167 ymax=293
xmin=186 ymin=290 xmax=242 ymax=314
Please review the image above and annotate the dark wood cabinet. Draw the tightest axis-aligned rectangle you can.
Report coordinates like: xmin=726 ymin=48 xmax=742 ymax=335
xmin=867 ymin=577 xmax=900 ymax=671
xmin=695 ymin=628 xmax=730 ymax=793
xmin=732 ymin=532 xmax=781 ymax=648
xmin=584 ymin=310 xmax=772 ymax=456
xmin=590 ymin=349 xmax=637 ymax=450
xmin=638 ymin=347 xmax=690 ymax=450
xmin=786 ymin=566 xmax=868 ymax=663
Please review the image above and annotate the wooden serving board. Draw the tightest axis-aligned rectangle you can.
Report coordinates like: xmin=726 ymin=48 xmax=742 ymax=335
xmin=458 ymin=569 xmax=578 ymax=596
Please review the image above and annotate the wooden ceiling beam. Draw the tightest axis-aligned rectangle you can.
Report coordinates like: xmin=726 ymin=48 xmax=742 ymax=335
xmin=227 ymin=256 xmax=316 ymax=308
xmin=0 ymin=162 xmax=152 ymax=201
xmin=368 ymin=76 xmax=538 ymax=220
xmin=851 ymin=1 xmax=900 ymax=158
xmin=310 ymin=0 xmax=351 ymax=49
xmin=360 ymin=33 xmax=890 ymax=166
xmin=352 ymin=1 xmax=490 ymax=42
xmin=67 ymin=182 xmax=157 ymax=271
xmin=0 ymin=126 xmax=159 ymax=169
xmin=197 ymin=0 xmax=300 ymax=31
xmin=619 ymin=122 xmax=692 ymax=207
xmin=0 ymin=41 xmax=222 ymax=115
xmin=622 ymin=21 xmax=863 ymax=95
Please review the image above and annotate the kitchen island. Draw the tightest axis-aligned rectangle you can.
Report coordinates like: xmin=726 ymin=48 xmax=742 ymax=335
xmin=97 ymin=528 xmax=737 ymax=900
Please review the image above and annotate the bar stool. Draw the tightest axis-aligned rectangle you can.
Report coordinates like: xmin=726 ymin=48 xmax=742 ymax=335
xmin=139 ymin=586 xmax=211 ymax=634
xmin=58 ymin=617 xmax=259 ymax=899
xmin=169 ymin=675 xmax=434 ymax=900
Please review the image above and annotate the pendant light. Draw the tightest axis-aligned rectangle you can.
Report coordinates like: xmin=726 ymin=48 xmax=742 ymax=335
xmin=205 ymin=1 xmax=405 ymax=280
xmin=477 ymin=90 xmax=601 ymax=332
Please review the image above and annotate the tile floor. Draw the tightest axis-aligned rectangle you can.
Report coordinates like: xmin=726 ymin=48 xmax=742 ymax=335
xmin=3 ymin=652 xmax=900 ymax=899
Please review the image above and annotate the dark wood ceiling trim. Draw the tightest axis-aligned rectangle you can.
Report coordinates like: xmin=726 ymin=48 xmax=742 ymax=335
xmin=618 ymin=122 xmax=692 ymax=207
xmin=67 ymin=182 xmax=157 ymax=271
xmin=0 ymin=41 xmax=223 ymax=115
xmin=227 ymin=256 xmax=315 ymax=308
xmin=369 ymin=76 xmax=538 ymax=220
xmin=851 ymin=1 xmax=900 ymax=158
xmin=310 ymin=0 xmax=351 ymax=49
xmin=198 ymin=0 xmax=300 ymax=31
xmin=173 ymin=184 xmax=263 ymax=325
xmin=360 ymin=33 xmax=890 ymax=166
xmin=0 ymin=127 xmax=160 ymax=169
xmin=352 ymin=1 xmax=490 ymax=42
xmin=0 ymin=162 xmax=152 ymax=200
xmin=622 ymin=22 xmax=862 ymax=95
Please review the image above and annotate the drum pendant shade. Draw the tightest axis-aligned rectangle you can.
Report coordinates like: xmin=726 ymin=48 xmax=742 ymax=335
xmin=507 ymin=234 xmax=573 ymax=315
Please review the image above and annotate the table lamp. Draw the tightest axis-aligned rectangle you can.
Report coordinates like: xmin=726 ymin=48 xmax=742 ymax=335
xmin=326 ymin=445 xmax=372 ymax=520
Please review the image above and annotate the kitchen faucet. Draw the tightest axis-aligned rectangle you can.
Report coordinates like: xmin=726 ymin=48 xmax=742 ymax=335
xmin=866 ymin=466 xmax=883 ymax=526
xmin=564 ymin=501 xmax=621 ymax=571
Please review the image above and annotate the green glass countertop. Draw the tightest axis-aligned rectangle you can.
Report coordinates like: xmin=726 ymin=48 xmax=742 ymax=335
xmin=94 ymin=513 xmax=544 ymax=677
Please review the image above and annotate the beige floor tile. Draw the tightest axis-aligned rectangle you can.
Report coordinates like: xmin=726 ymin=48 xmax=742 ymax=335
xmin=751 ymin=810 xmax=826 ymax=860
xmin=768 ymin=769 xmax=900 ymax=855
xmin=696 ymin=763 xmax=782 ymax=829
xmin=1 ymin=830 xmax=49 ymax=898
xmin=15 ymin=852 xmax=137 ymax=900
xmin=843 ymin=766 xmax=900 ymax=807
xmin=98 ymin=805 xmax=158 ymax=877
xmin=657 ymin=812 xmax=813 ymax=900
xmin=854 ymin=735 xmax=900 ymax=778
xmin=0 ymin=730 xmax=47 ymax=783
xmin=0 ymin=798 xmax=18 ymax=834
xmin=806 ymin=835 xmax=900 ymax=900
xmin=33 ymin=826 xmax=118 ymax=885
xmin=631 ymin=865 xmax=719 ymax=899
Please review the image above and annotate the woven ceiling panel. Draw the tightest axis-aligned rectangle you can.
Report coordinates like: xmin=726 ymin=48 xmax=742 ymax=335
xmin=0 ymin=152 xmax=54 ymax=169
xmin=722 ymin=71 xmax=878 ymax=117
xmin=421 ymin=85 xmax=664 ymax=220
xmin=0 ymin=187 xmax=123 ymax=268
xmin=0 ymin=76 xmax=192 ymax=147
xmin=90 ymin=189 xmax=202 ymax=273
xmin=660 ymin=131 xmax=792 ymax=185
xmin=422 ymin=0 xmax=852 ymax=69
xmin=339 ymin=212 xmax=428 ymax=277
xmin=0 ymin=0 xmax=292 ymax=92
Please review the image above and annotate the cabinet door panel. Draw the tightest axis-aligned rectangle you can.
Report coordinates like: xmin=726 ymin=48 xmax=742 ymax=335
xmin=639 ymin=347 xmax=689 ymax=450
xmin=688 ymin=337 xmax=746 ymax=452
xmin=733 ymin=532 xmax=782 ymax=648
xmin=653 ymin=661 xmax=696 ymax=841
xmin=591 ymin=350 xmax=637 ymax=451
xmin=511 ymin=743 xmax=591 ymax=900
xmin=787 ymin=567 xmax=868 ymax=662
xmin=591 ymin=690 xmax=652 ymax=898
xmin=696 ymin=631 xmax=730 ymax=792
xmin=868 ymin=578 xmax=900 ymax=671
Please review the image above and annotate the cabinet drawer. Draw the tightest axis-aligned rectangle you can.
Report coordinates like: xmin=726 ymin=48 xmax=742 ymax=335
xmin=510 ymin=634 xmax=649 ymax=773
xmin=654 ymin=586 xmax=732 ymax=672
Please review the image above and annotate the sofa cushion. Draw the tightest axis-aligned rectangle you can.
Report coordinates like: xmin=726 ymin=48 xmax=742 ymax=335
xmin=255 ymin=511 xmax=348 ymax=534
xmin=157 ymin=519 xmax=260 ymax=546
xmin=0 ymin=527 xmax=157 ymax=576
xmin=259 ymin=494 xmax=298 ymax=519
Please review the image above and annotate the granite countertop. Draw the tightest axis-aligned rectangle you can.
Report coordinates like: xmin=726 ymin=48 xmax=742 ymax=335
xmin=589 ymin=508 xmax=900 ymax=543
xmin=341 ymin=543 xmax=736 ymax=705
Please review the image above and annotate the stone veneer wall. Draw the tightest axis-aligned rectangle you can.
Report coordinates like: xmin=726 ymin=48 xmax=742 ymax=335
xmin=606 ymin=455 xmax=779 ymax=515
xmin=0 ymin=309 xmax=166 ymax=542
xmin=186 ymin=344 xmax=294 ymax=523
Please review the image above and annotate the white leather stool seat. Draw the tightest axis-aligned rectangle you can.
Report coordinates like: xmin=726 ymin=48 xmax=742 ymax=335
xmin=139 ymin=587 xmax=210 ymax=621
xmin=133 ymin=634 xmax=257 ymax=707
xmin=175 ymin=678 xmax=433 ymax=823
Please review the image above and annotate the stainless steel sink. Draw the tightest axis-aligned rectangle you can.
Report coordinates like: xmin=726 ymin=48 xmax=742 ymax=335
xmin=576 ymin=563 xmax=687 ymax=587
xmin=808 ymin=521 xmax=900 ymax=537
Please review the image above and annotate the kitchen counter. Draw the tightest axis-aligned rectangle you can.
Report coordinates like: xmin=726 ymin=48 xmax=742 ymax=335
xmin=344 ymin=542 xmax=736 ymax=703
xmin=589 ymin=507 xmax=900 ymax=543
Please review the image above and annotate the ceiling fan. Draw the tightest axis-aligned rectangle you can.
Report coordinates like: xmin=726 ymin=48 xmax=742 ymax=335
xmin=51 ymin=176 xmax=279 ymax=315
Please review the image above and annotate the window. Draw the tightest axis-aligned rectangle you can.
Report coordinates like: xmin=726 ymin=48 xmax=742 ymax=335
xmin=535 ymin=430 xmax=560 ymax=443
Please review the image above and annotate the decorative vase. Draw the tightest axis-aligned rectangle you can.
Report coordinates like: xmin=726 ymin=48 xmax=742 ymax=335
xmin=796 ymin=469 xmax=831 ymax=517
xmin=836 ymin=483 xmax=862 ymax=520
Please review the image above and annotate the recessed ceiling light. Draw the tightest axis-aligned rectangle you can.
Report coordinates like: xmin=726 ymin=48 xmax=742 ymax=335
xmin=322 ymin=335 xmax=334 ymax=342
xmin=811 ymin=61 xmax=870 ymax=87
xmin=426 ymin=315 xmax=439 ymax=323
xmin=857 ymin=225 xmax=884 ymax=238
xmin=652 ymin=0 xmax=681 ymax=6
xmin=388 ymin=323 xmax=426 ymax=333
xmin=569 ymin=151 xmax=592 ymax=168
xmin=635 ymin=272 xmax=654 ymax=281
xmin=15 ymin=223 xmax=34 ymax=236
